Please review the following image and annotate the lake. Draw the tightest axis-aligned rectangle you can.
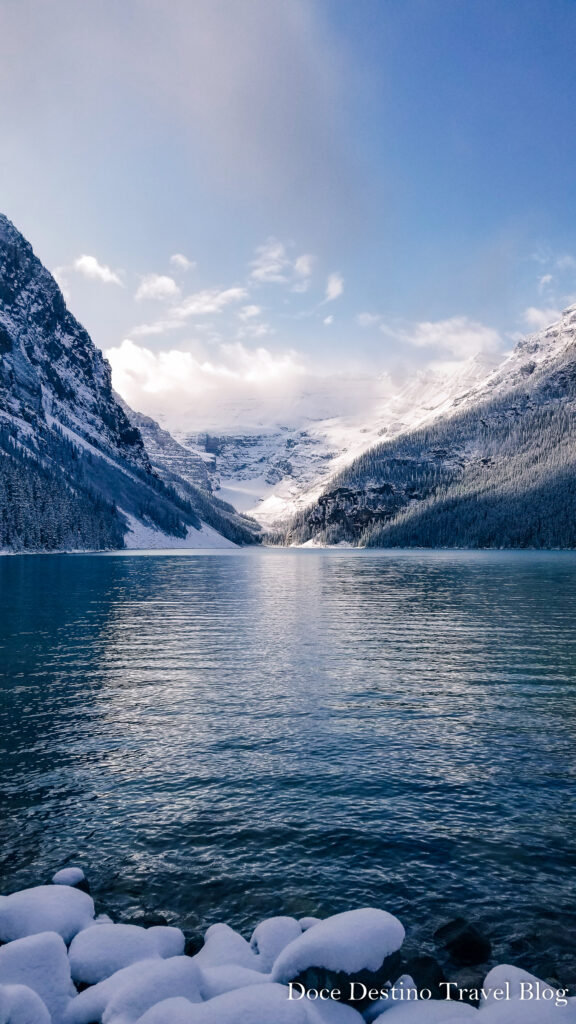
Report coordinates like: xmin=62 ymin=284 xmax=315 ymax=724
xmin=1 ymin=549 xmax=575 ymax=980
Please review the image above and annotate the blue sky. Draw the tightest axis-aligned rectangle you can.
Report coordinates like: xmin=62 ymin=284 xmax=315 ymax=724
xmin=1 ymin=0 xmax=575 ymax=428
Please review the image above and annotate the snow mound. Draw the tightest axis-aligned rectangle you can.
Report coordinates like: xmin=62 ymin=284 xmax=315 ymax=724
xmin=272 ymin=908 xmax=405 ymax=982
xmin=135 ymin=997 xmax=200 ymax=1024
xmin=476 ymin=1004 xmax=576 ymax=1022
xmin=198 ymin=964 xmax=271 ymax=1000
xmin=51 ymin=868 xmax=86 ymax=888
xmin=65 ymin=956 xmax=202 ymax=1024
xmin=372 ymin=1002 xmax=477 ymax=1020
xmin=250 ymin=916 xmax=303 ymax=972
xmin=299 ymin=917 xmax=321 ymax=931
xmin=101 ymin=956 xmax=203 ymax=1024
xmin=0 ymin=931 xmax=75 ymax=1023
xmin=0 ymin=983 xmax=52 ymax=1024
xmin=134 ymin=982 xmax=362 ymax=1023
xmin=147 ymin=924 xmax=185 ymax=958
xmin=0 ymin=885 xmax=94 ymax=943
xmin=193 ymin=923 xmax=262 ymax=971
xmin=480 ymin=965 xmax=568 ymax=1008
xmin=68 ymin=922 xmax=180 ymax=984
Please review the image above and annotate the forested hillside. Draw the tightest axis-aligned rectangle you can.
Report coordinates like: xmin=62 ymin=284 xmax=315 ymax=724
xmin=0 ymin=214 xmax=259 ymax=550
xmin=281 ymin=306 xmax=576 ymax=549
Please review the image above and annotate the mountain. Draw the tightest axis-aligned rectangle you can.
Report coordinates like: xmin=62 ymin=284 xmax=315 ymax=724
xmin=0 ymin=214 xmax=259 ymax=551
xmin=280 ymin=306 xmax=576 ymax=548
xmin=144 ymin=354 xmax=500 ymax=530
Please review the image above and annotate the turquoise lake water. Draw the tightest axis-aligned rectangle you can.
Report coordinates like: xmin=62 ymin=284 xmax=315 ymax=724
xmin=1 ymin=549 xmax=575 ymax=977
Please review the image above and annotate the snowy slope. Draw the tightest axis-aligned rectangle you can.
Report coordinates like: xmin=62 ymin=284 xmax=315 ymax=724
xmin=0 ymin=214 xmax=259 ymax=551
xmin=282 ymin=305 xmax=576 ymax=548
xmin=165 ymin=352 xmax=502 ymax=530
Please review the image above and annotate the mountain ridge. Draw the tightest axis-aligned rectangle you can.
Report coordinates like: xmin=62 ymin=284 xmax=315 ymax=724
xmin=278 ymin=305 xmax=576 ymax=548
xmin=0 ymin=213 xmax=259 ymax=550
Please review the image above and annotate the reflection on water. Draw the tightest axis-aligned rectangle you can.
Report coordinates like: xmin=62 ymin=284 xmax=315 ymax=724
xmin=1 ymin=549 xmax=576 ymax=976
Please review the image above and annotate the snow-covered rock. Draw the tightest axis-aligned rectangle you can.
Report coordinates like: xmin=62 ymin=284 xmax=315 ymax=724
xmin=372 ymin=1002 xmax=477 ymax=1021
xmin=480 ymin=965 xmax=566 ymax=1008
xmin=0 ymin=983 xmax=52 ymax=1024
xmin=0 ymin=885 xmax=94 ymax=943
xmin=271 ymin=908 xmax=405 ymax=1005
xmin=250 ymin=916 xmax=303 ymax=972
xmin=193 ymin=923 xmax=262 ymax=971
xmin=198 ymin=964 xmax=271 ymax=1000
xmin=101 ymin=956 xmax=203 ymax=1024
xmin=64 ymin=956 xmax=202 ymax=1024
xmin=68 ymin=922 xmax=183 ymax=985
xmin=134 ymin=982 xmax=362 ymax=1023
xmin=476 ymin=1004 xmax=576 ymax=1022
xmin=0 ymin=931 xmax=75 ymax=1023
xmin=51 ymin=868 xmax=87 ymax=890
xmin=299 ymin=917 xmax=322 ymax=932
xmin=364 ymin=975 xmax=418 ymax=1021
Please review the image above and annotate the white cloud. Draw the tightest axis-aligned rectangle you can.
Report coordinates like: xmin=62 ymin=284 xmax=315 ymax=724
xmin=238 ymin=304 xmax=262 ymax=320
xmin=106 ymin=337 xmax=391 ymax=433
xmin=173 ymin=286 xmax=248 ymax=318
xmin=356 ymin=312 xmax=380 ymax=328
xmin=323 ymin=315 xmax=334 ymax=325
xmin=556 ymin=254 xmax=576 ymax=271
xmin=106 ymin=337 xmax=309 ymax=430
xmin=135 ymin=274 xmax=181 ymax=302
xmin=170 ymin=253 xmax=196 ymax=272
xmin=250 ymin=238 xmax=291 ymax=283
xmin=73 ymin=254 xmax=123 ymax=285
xmin=129 ymin=285 xmax=248 ymax=337
xmin=130 ymin=319 xmax=184 ymax=338
xmin=325 ymin=272 xmax=344 ymax=302
xmin=538 ymin=273 xmax=553 ymax=291
xmin=250 ymin=238 xmax=315 ymax=292
xmin=523 ymin=306 xmax=562 ymax=331
xmin=382 ymin=316 xmax=502 ymax=359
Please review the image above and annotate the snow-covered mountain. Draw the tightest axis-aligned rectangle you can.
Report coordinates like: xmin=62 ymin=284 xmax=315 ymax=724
xmin=156 ymin=351 xmax=503 ymax=530
xmin=0 ymin=214 xmax=259 ymax=550
xmin=280 ymin=305 xmax=576 ymax=548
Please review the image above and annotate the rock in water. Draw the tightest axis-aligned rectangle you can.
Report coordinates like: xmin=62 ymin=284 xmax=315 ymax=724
xmin=434 ymin=917 xmax=492 ymax=965
xmin=271 ymin=907 xmax=405 ymax=1010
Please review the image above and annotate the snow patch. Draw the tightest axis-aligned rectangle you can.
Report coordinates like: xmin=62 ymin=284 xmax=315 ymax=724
xmin=121 ymin=513 xmax=236 ymax=550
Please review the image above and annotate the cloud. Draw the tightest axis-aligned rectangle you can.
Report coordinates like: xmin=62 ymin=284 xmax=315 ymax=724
xmin=538 ymin=273 xmax=553 ymax=291
xmin=356 ymin=312 xmax=380 ymax=328
xmin=325 ymin=272 xmax=344 ymax=302
xmin=170 ymin=253 xmax=196 ymax=272
xmin=106 ymin=337 xmax=392 ymax=432
xmin=135 ymin=274 xmax=181 ymax=301
xmin=131 ymin=285 xmax=248 ymax=336
xmin=250 ymin=238 xmax=315 ymax=291
xmin=238 ymin=304 xmax=262 ymax=320
xmin=523 ymin=306 xmax=562 ymax=331
xmin=106 ymin=337 xmax=309 ymax=430
xmin=173 ymin=286 xmax=248 ymax=318
xmin=555 ymin=254 xmax=576 ymax=271
xmin=382 ymin=316 xmax=502 ymax=359
xmin=323 ymin=315 xmax=334 ymax=325
xmin=73 ymin=254 xmax=123 ymax=285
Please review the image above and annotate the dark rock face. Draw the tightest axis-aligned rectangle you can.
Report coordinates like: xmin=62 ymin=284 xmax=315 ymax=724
xmin=0 ymin=214 xmax=150 ymax=471
xmin=290 ymin=950 xmax=403 ymax=1011
xmin=0 ymin=213 xmax=260 ymax=550
xmin=434 ymin=917 xmax=492 ymax=965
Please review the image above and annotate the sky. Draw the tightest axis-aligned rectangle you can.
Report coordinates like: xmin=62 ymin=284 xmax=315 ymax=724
xmin=1 ymin=0 xmax=576 ymax=431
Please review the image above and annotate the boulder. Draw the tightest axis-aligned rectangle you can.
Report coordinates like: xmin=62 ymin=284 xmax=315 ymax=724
xmin=434 ymin=918 xmax=491 ymax=966
xmin=271 ymin=908 xmax=405 ymax=1010
xmin=402 ymin=955 xmax=448 ymax=1000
